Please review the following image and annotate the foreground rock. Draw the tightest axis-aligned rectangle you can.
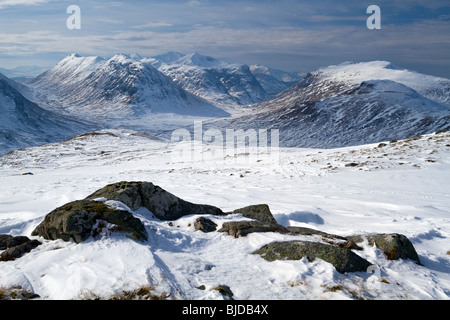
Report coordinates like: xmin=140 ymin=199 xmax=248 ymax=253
xmin=219 ymin=221 xmax=288 ymax=238
xmin=31 ymin=200 xmax=148 ymax=243
xmin=230 ymin=204 xmax=278 ymax=224
xmin=0 ymin=235 xmax=41 ymax=262
xmin=219 ymin=204 xmax=289 ymax=237
xmin=253 ymin=240 xmax=373 ymax=274
xmin=194 ymin=217 xmax=218 ymax=233
xmin=86 ymin=181 xmax=224 ymax=221
xmin=347 ymin=233 xmax=421 ymax=264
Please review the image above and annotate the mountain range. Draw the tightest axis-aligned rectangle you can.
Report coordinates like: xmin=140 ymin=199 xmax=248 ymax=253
xmin=1 ymin=55 xmax=449 ymax=154
xmin=27 ymin=53 xmax=228 ymax=121
xmin=0 ymin=73 xmax=92 ymax=155
xmin=204 ymin=61 xmax=450 ymax=148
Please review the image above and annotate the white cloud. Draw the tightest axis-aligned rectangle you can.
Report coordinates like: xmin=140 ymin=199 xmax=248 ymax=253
xmin=132 ymin=22 xmax=173 ymax=29
xmin=0 ymin=0 xmax=51 ymax=9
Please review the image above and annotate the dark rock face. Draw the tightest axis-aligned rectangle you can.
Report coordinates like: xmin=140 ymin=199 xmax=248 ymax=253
xmin=86 ymin=181 xmax=224 ymax=221
xmin=194 ymin=217 xmax=218 ymax=233
xmin=31 ymin=200 xmax=148 ymax=243
xmin=253 ymin=240 xmax=373 ymax=274
xmin=0 ymin=235 xmax=41 ymax=261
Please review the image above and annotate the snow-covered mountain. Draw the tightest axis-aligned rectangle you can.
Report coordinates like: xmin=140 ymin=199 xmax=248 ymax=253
xmin=145 ymin=52 xmax=270 ymax=109
xmin=249 ymin=64 xmax=302 ymax=96
xmin=202 ymin=61 xmax=450 ymax=148
xmin=0 ymin=65 xmax=48 ymax=80
xmin=27 ymin=54 xmax=228 ymax=121
xmin=0 ymin=73 xmax=93 ymax=155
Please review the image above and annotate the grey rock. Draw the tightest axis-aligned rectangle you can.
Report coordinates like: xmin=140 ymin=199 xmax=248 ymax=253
xmin=0 ymin=238 xmax=41 ymax=262
xmin=194 ymin=217 xmax=218 ymax=233
xmin=253 ymin=240 xmax=373 ymax=274
xmin=86 ymin=181 xmax=224 ymax=221
xmin=230 ymin=204 xmax=278 ymax=224
xmin=347 ymin=233 xmax=421 ymax=264
xmin=218 ymin=220 xmax=289 ymax=238
xmin=286 ymin=226 xmax=347 ymax=240
xmin=31 ymin=200 xmax=147 ymax=243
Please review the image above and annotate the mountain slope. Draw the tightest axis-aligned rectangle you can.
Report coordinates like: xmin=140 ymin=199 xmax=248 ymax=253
xmin=201 ymin=62 xmax=450 ymax=148
xmin=249 ymin=64 xmax=302 ymax=96
xmin=0 ymin=74 xmax=93 ymax=155
xmin=146 ymin=52 xmax=270 ymax=109
xmin=27 ymin=54 xmax=228 ymax=121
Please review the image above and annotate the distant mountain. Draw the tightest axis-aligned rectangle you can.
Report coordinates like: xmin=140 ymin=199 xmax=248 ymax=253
xmin=201 ymin=61 xmax=450 ymax=148
xmin=27 ymin=53 xmax=228 ymax=121
xmin=145 ymin=52 xmax=270 ymax=109
xmin=0 ymin=73 xmax=93 ymax=155
xmin=249 ymin=64 xmax=303 ymax=96
xmin=0 ymin=65 xmax=48 ymax=79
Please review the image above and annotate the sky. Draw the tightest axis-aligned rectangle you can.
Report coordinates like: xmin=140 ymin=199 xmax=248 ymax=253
xmin=0 ymin=0 xmax=449 ymax=77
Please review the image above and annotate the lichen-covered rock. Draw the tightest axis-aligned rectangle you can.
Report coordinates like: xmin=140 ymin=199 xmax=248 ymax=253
xmin=347 ymin=233 xmax=420 ymax=264
xmin=31 ymin=200 xmax=147 ymax=243
xmin=219 ymin=221 xmax=289 ymax=238
xmin=231 ymin=204 xmax=278 ymax=224
xmin=86 ymin=181 xmax=224 ymax=221
xmin=286 ymin=226 xmax=347 ymax=240
xmin=194 ymin=217 xmax=218 ymax=233
xmin=253 ymin=240 xmax=373 ymax=273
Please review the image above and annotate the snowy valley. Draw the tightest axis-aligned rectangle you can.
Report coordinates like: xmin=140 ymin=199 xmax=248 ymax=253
xmin=0 ymin=55 xmax=449 ymax=300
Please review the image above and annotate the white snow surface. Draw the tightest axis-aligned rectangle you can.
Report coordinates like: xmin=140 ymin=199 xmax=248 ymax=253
xmin=0 ymin=128 xmax=449 ymax=300
xmin=316 ymin=61 xmax=450 ymax=106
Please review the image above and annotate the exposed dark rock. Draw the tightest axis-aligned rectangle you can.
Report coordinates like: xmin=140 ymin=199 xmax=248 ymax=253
xmin=194 ymin=217 xmax=218 ymax=233
xmin=214 ymin=285 xmax=234 ymax=300
xmin=230 ymin=204 xmax=278 ymax=224
xmin=0 ymin=236 xmax=41 ymax=262
xmin=347 ymin=233 xmax=421 ymax=264
xmin=253 ymin=240 xmax=373 ymax=273
xmin=86 ymin=181 xmax=224 ymax=221
xmin=286 ymin=226 xmax=347 ymax=241
xmin=31 ymin=200 xmax=147 ymax=243
xmin=0 ymin=235 xmax=32 ymax=250
xmin=218 ymin=220 xmax=288 ymax=238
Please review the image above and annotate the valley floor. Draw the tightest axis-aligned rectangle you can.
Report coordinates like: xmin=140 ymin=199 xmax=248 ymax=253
xmin=0 ymin=130 xmax=449 ymax=300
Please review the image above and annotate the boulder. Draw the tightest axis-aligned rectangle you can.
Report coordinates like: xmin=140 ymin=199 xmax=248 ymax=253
xmin=253 ymin=240 xmax=373 ymax=274
xmin=286 ymin=226 xmax=347 ymax=240
xmin=31 ymin=200 xmax=148 ymax=243
xmin=194 ymin=217 xmax=218 ymax=233
xmin=86 ymin=181 xmax=224 ymax=221
xmin=0 ymin=235 xmax=41 ymax=262
xmin=0 ymin=235 xmax=32 ymax=250
xmin=230 ymin=204 xmax=278 ymax=224
xmin=347 ymin=233 xmax=421 ymax=264
xmin=214 ymin=285 xmax=234 ymax=300
xmin=219 ymin=220 xmax=288 ymax=238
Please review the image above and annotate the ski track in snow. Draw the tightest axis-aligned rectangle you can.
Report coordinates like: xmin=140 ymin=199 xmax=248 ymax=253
xmin=0 ymin=129 xmax=449 ymax=300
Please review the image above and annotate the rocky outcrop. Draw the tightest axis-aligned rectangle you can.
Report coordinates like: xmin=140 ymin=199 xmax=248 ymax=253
xmin=194 ymin=217 xmax=218 ymax=233
xmin=31 ymin=200 xmax=148 ymax=243
xmin=86 ymin=181 xmax=224 ymax=221
xmin=219 ymin=221 xmax=288 ymax=238
xmin=0 ymin=235 xmax=41 ymax=262
xmin=347 ymin=233 xmax=421 ymax=264
xmin=253 ymin=240 xmax=373 ymax=274
xmin=230 ymin=204 xmax=278 ymax=224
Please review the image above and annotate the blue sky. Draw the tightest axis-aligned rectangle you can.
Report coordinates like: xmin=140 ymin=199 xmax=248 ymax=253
xmin=0 ymin=0 xmax=449 ymax=77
